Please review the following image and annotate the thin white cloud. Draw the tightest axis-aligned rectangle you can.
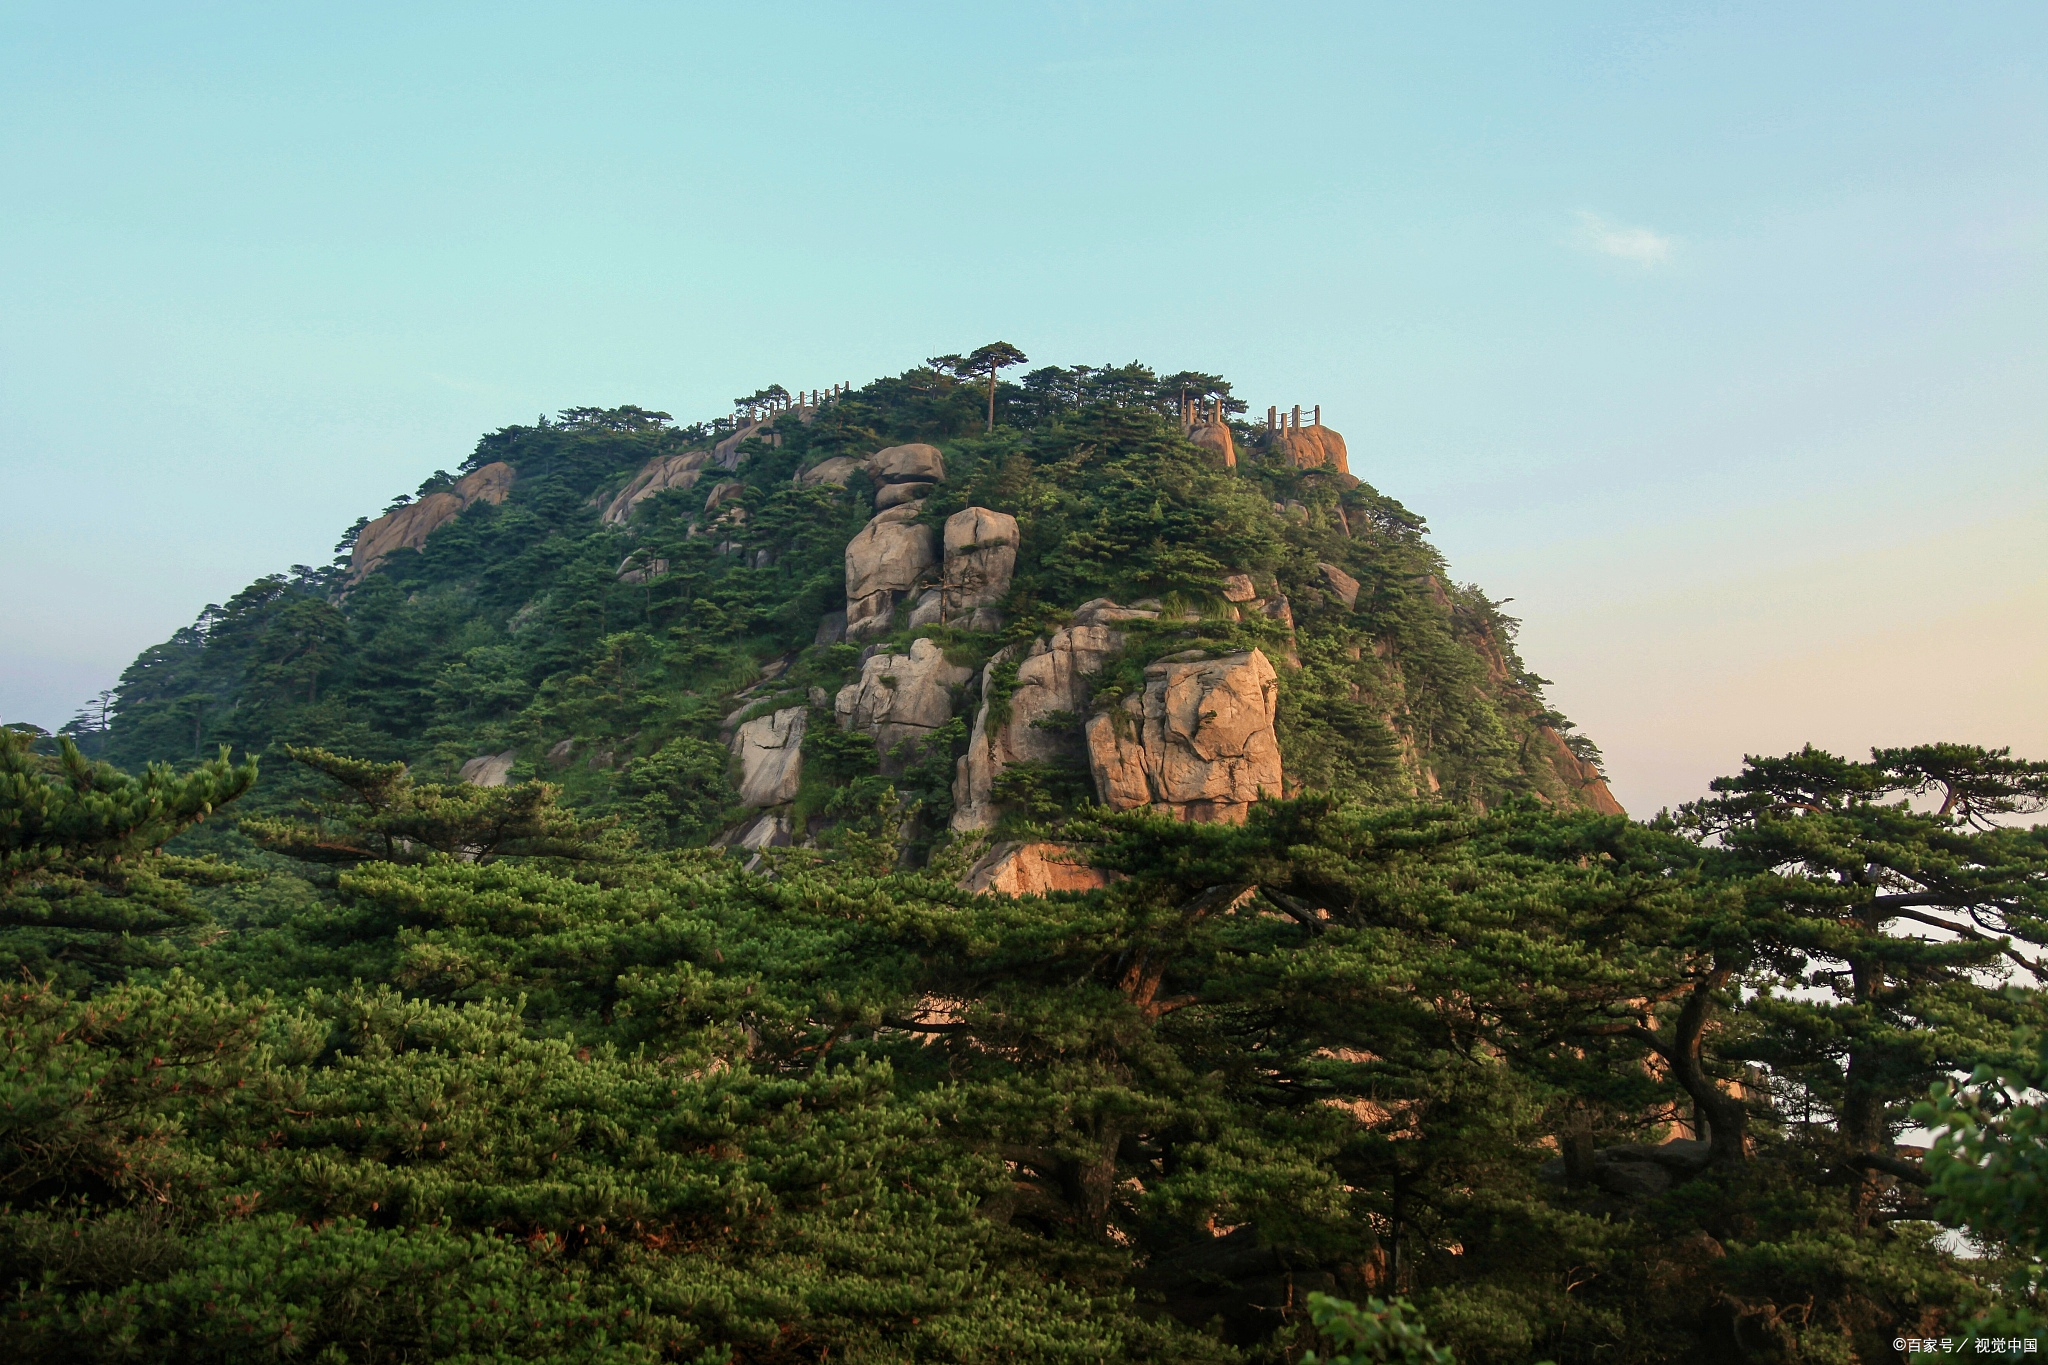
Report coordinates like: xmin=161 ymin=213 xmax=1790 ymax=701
xmin=1574 ymin=210 xmax=1675 ymax=266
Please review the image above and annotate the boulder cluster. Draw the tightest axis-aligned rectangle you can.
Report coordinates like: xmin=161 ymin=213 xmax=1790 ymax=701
xmin=825 ymin=443 xmax=1021 ymax=641
xmin=701 ymin=438 xmax=1298 ymax=873
xmin=447 ymin=418 xmax=1617 ymax=892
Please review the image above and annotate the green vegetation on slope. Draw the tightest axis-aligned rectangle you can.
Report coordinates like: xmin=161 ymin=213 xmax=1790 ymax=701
xmin=6 ymin=355 xmax=2043 ymax=1362
xmin=85 ymin=360 xmax=1604 ymax=839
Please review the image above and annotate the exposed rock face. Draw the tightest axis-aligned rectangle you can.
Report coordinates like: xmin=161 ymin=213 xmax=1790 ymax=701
xmin=1317 ymin=563 xmax=1360 ymax=610
xmin=350 ymin=463 xmax=516 ymax=582
xmin=458 ymin=749 xmax=519 ymax=787
xmin=875 ymin=481 xmax=932 ymax=511
xmin=951 ymin=623 xmax=1124 ymax=833
xmin=601 ymin=451 xmax=712 ymax=526
xmin=616 ymin=554 xmax=670 ymax=585
xmin=941 ymin=507 xmax=1019 ymax=630
xmin=835 ymin=637 xmax=973 ymax=766
xmin=962 ymin=841 xmax=1112 ymax=896
xmin=844 ymin=504 xmax=938 ymax=640
xmin=712 ymin=418 xmax=768 ymax=470
xmin=703 ymin=480 xmax=745 ymax=514
xmin=1085 ymin=649 xmax=1282 ymax=823
xmin=1219 ymin=574 xmax=1258 ymax=603
xmin=726 ymin=810 xmax=792 ymax=856
xmin=1189 ymin=419 xmax=1236 ymax=468
xmin=1274 ymin=425 xmax=1349 ymax=475
xmin=907 ymin=588 xmax=944 ymax=629
xmin=1537 ymin=726 xmax=1626 ymax=817
xmin=731 ymin=706 xmax=806 ymax=808
xmin=798 ymin=455 xmax=863 ymax=487
xmin=1072 ymin=598 xmax=1161 ymax=626
xmin=868 ymin=442 xmax=945 ymax=484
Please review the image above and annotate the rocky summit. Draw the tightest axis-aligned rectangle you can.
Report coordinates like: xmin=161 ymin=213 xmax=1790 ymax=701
xmin=100 ymin=360 xmax=1617 ymax=879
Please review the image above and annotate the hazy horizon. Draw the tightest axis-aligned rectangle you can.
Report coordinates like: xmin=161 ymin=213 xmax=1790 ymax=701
xmin=3 ymin=2 xmax=2042 ymax=815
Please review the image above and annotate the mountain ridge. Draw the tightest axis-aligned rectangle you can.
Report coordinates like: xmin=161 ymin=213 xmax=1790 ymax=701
xmin=89 ymin=357 xmax=1619 ymax=861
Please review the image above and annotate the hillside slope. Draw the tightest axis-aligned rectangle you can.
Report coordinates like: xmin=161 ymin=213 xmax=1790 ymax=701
xmin=97 ymin=359 xmax=1619 ymax=858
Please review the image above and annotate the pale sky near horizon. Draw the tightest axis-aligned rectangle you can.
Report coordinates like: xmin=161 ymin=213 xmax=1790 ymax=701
xmin=2 ymin=2 xmax=2042 ymax=816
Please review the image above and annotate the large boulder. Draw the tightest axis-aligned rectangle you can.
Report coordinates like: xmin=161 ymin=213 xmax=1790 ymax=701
xmin=941 ymin=507 xmax=1019 ymax=628
xmin=600 ymin=451 xmax=711 ymax=526
xmin=1274 ymin=425 xmax=1349 ymax=475
xmin=962 ymin=841 xmax=1112 ymax=896
xmin=835 ymin=637 xmax=973 ymax=767
xmin=951 ymin=623 xmax=1124 ymax=833
xmin=731 ymin=706 xmax=806 ymax=808
xmin=349 ymin=463 xmax=515 ymax=582
xmin=616 ymin=553 xmax=670 ymax=585
xmin=1316 ymin=562 xmax=1360 ymax=609
xmin=1189 ymin=420 xmax=1236 ymax=468
xmin=458 ymin=749 xmax=519 ymax=788
xmin=1085 ymin=649 xmax=1282 ymax=823
xmin=868 ymin=443 xmax=945 ymax=484
xmin=845 ymin=504 xmax=938 ymax=640
xmin=874 ymin=481 xmax=932 ymax=511
xmin=797 ymin=455 xmax=863 ymax=487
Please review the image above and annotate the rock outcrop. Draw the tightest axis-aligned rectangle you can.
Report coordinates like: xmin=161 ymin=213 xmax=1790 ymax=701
xmin=1085 ymin=649 xmax=1282 ymax=823
xmin=731 ymin=706 xmax=806 ymax=808
xmin=875 ymin=481 xmax=933 ymax=511
xmin=457 ymin=749 xmax=519 ymax=787
xmin=845 ymin=504 xmax=938 ymax=640
xmin=1189 ymin=418 xmax=1236 ymax=468
xmin=962 ymin=841 xmax=1112 ymax=895
xmin=907 ymin=588 xmax=944 ymax=629
xmin=1317 ymin=562 xmax=1360 ymax=610
xmin=1274 ymin=424 xmax=1349 ymax=475
xmin=1537 ymin=726 xmax=1626 ymax=817
xmin=836 ymin=637 xmax=973 ymax=767
xmin=940 ymin=507 xmax=1019 ymax=631
xmin=712 ymin=418 xmax=768 ymax=470
xmin=602 ymin=451 xmax=712 ymax=526
xmin=616 ymin=553 xmax=670 ymax=585
xmin=798 ymin=455 xmax=863 ymax=487
xmin=952 ymin=621 xmax=1126 ymax=832
xmin=868 ymin=442 xmax=945 ymax=485
xmin=349 ymin=463 xmax=515 ymax=582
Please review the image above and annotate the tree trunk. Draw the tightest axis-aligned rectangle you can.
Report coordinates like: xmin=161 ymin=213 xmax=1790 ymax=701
xmin=1668 ymin=967 xmax=1749 ymax=1166
xmin=1842 ymin=950 xmax=1888 ymax=1224
xmin=986 ymin=369 xmax=996 ymax=433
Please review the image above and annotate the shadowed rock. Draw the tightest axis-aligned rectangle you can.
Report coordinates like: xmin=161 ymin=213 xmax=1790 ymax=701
xmin=731 ymin=706 xmax=806 ymax=808
xmin=952 ymin=623 xmax=1123 ymax=833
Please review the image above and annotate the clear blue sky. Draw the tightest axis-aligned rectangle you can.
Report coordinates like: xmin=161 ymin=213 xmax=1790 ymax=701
xmin=2 ymin=2 xmax=2042 ymax=813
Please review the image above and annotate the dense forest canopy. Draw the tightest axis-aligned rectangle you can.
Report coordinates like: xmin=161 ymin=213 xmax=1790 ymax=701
xmin=5 ymin=354 xmax=2045 ymax=1363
